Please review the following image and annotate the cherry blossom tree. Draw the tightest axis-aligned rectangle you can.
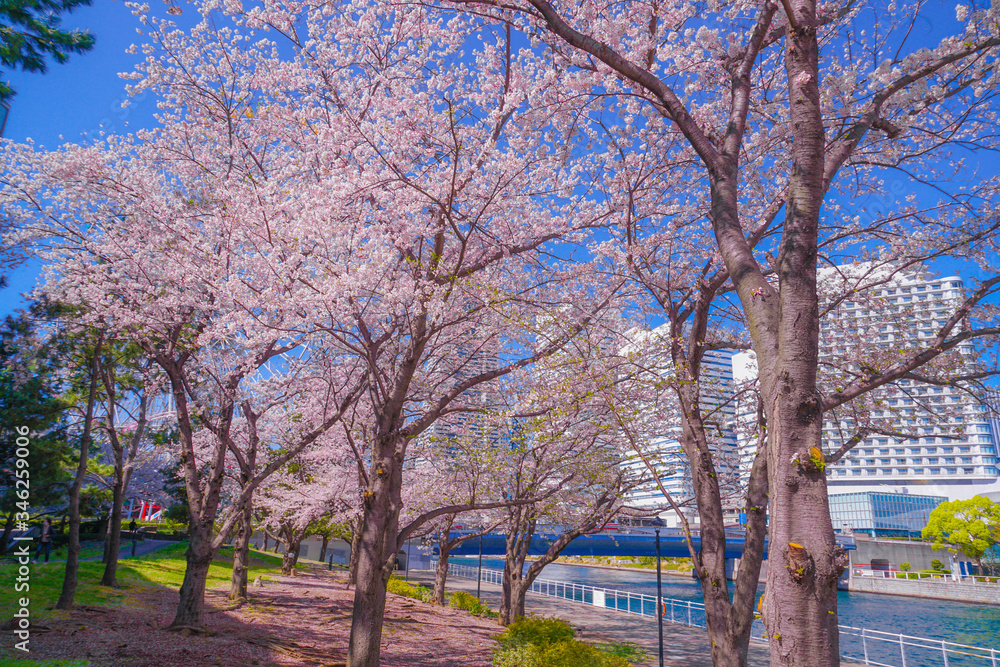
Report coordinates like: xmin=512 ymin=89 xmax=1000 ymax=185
xmin=3 ymin=5 xmax=618 ymax=660
xmin=474 ymin=342 xmax=650 ymax=625
xmin=424 ymin=1 xmax=1000 ymax=664
xmin=402 ymin=423 xmax=509 ymax=604
xmin=139 ymin=5 xmax=624 ymax=664
xmin=254 ymin=435 xmax=360 ymax=577
xmin=0 ymin=132 xmax=367 ymax=632
xmin=93 ymin=347 xmax=159 ymax=587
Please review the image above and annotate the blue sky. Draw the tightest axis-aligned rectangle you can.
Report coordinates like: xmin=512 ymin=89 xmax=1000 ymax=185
xmin=0 ymin=0 xmax=994 ymax=320
xmin=0 ymin=0 xmax=166 ymax=317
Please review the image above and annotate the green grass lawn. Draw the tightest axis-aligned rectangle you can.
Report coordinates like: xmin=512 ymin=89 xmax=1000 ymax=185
xmin=0 ymin=543 xmax=286 ymax=625
xmin=1 ymin=541 xmax=105 ymax=565
xmin=0 ymin=660 xmax=91 ymax=666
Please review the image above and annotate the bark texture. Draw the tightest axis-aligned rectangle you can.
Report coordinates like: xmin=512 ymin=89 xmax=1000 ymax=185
xmin=230 ymin=503 xmax=253 ymax=600
xmin=757 ymin=5 xmax=841 ymax=663
xmin=99 ymin=483 xmax=124 ymax=586
xmin=347 ymin=446 xmax=404 ymax=667
xmin=348 ymin=529 xmax=360 ymax=586
xmin=56 ymin=337 xmax=102 ymax=610
xmin=171 ymin=519 xmax=215 ymax=629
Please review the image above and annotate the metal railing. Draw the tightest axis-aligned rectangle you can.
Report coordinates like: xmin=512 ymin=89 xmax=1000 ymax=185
xmin=449 ymin=563 xmax=999 ymax=667
xmin=851 ymin=567 xmax=1000 ymax=585
xmin=840 ymin=626 xmax=999 ymax=667
xmin=447 ymin=562 xmax=731 ymax=632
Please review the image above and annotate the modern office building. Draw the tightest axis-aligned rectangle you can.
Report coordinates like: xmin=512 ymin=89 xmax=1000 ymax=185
xmin=828 ymin=491 xmax=946 ymax=537
xmin=625 ymin=342 xmax=741 ymax=527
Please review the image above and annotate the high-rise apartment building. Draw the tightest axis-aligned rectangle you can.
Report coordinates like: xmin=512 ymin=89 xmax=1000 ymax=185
xmin=736 ymin=265 xmax=1000 ymax=501
xmin=821 ymin=266 xmax=999 ymax=499
xmin=625 ymin=343 xmax=741 ymax=526
xmin=421 ymin=330 xmax=504 ymax=450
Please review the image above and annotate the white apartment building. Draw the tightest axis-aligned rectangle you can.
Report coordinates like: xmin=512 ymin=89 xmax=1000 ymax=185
xmin=733 ymin=351 xmax=761 ymax=491
xmin=625 ymin=344 xmax=741 ymax=527
xmin=821 ymin=266 xmax=999 ymax=499
xmin=736 ymin=265 xmax=1000 ymax=501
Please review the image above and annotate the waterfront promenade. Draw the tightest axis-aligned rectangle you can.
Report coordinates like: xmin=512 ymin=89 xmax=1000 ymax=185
xmin=409 ymin=571 xmax=865 ymax=667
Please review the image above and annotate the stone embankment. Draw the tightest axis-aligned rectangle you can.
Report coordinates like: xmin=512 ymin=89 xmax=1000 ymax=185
xmin=849 ymin=575 xmax=1000 ymax=605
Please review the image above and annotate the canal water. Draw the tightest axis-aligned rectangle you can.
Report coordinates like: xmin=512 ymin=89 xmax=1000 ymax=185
xmin=452 ymin=557 xmax=1000 ymax=666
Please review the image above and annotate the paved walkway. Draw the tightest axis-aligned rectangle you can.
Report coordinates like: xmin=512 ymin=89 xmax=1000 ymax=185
xmin=408 ymin=571 xmax=864 ymax=667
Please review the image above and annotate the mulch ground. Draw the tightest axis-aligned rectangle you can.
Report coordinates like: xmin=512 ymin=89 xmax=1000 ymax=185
xmin=0 ymin=568 xmax=502 ymax=666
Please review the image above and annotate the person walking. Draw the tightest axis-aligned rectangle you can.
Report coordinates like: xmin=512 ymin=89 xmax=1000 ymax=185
xmin=33 ymin=518 xmax=52 ymax=563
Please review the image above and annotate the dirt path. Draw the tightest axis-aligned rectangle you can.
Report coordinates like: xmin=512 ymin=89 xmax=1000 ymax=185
xmin=0 ymin=567 xmax=503 ymax=666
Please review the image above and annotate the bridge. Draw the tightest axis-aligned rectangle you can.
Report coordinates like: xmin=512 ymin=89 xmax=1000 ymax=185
xmin=443 ymin=527 xmax=857 ymax=560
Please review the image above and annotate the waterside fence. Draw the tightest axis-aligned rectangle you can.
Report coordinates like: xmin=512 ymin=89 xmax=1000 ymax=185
xmin=448 ymin=563 xmax=999 ymax=667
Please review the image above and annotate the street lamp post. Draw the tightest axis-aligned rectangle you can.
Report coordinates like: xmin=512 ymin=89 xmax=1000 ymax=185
xmin=655 ymin=528 xmax=664 ymax=667
xmin=405 ymin=537 xmax=411 ymax=581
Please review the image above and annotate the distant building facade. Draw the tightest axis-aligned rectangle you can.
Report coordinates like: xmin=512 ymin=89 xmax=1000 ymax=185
xmin=625 ymin=345 xmax=741 ymax=527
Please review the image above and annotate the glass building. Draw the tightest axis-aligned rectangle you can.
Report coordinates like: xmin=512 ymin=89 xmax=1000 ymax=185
xmin=828 ymin=491 xmax=946 ymax=538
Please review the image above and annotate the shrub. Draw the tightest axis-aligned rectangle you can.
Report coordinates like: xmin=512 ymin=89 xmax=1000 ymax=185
xmin=448 ymin=590 xmax=495 ymax=617
xmin=899 ymin=562 xmax=911 ymax=572
xmin=386 ymin=577 xmax=434 ymax=603
xmin=498 ymin=616 xmax=575 ymax=649
xmin=534 ymin=639 xmax=606 ymax=667
xmin=598 ymin=642 xmax=647 ymax=665
xmin=493 ymin=616 xmax=641 ymax=667
xmin=493 ymin=643 xmax=541 ymax=667
xmin=931 ymin=559 xmax=945 ymax=571
xmin=164 ymin=503 xmax=190 ymax=524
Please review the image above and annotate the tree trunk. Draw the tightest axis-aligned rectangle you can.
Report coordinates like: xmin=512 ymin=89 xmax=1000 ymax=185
xmin=262 ymin=533 xmax=269 ymax=552
xmin=500 ymin=529 xmax=582 ymax=626
xmin=755 ymin=4 xmax=842 ymax=665
xmin=499 ymin=525 xmax=530 ymax=626
xmin=99 ymin=512 xmax=110 ymax=564
xmin=281 ymin=537 xmax=302 ymax=575
xmin=497 ymin=508 xmax=609 ymax=627
xmin=499 ymin=571 xmax=528 ymax=626
xmin=675 ymin=374 xmax=768 ymax=667
xmin=433 ymin=540 xmax=452 ymax=605
xmin=348 ymin=528 xmax=361 ymax=586
xmin=56 ymin=338 xmax=102 ymax=610
xmin=0 ymin=508 xmax=15 ymax=556
xmin=169 ymin=518 xmax=216 ymax=629
xmin=347 ymin=449 xmax=404 ymax=667
xmin=319 ymin=534 xmax=329 ymax=564
xmin=100 ymin=475 xmax=125 ymax=586
xmin=230 ymin=501 xmax=253 ymax=600
xmin=432 ymin=514 xmax=456 ymax=605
